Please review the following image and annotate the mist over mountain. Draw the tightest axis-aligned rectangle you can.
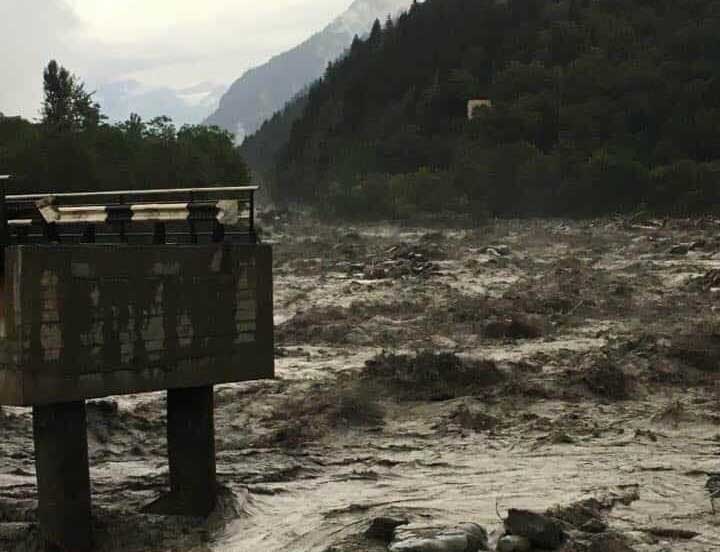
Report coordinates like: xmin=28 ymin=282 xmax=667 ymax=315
xmin=94 ymin=80 xmax=225 ymax=126
xmin=204 ymin=0 xmax=411 ymax=141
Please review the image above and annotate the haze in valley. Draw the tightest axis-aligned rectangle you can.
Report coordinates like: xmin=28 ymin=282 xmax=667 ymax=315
xmin=0 ymin=0 xmax=361 ymax=123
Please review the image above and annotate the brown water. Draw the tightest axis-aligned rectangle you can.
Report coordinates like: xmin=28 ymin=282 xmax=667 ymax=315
xmin=3 ymin=217 xmax=720 ymax=551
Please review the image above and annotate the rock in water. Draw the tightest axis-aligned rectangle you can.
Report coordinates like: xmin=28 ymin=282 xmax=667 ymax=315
xmin=669 ymin=244 xmax=690 ymax=255
xmin=504 ymin=509 xmax=566 ymax=549
xmin=365 ymin=516 xmax=409 ymax=542
xmin=587 ymin=532 xmax=636 ymax=552
xmin=389 ymin=533 xmax=467 ymax=552
xmin=389 ymin=522 xmax=488 ymax=551
xmin=497 ymin=535 xmax=531 ymax=552
xmin=581 ymin=518 xmax=609 ymax=533
xmin=457 ymin=523 xmax=488 ymax=550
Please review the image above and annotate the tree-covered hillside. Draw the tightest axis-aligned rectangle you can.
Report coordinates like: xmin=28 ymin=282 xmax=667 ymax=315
xmin=248 ymin=0 xmax=720 ymax=218
xmin=240 ymin=92 xmax=309 ymax=190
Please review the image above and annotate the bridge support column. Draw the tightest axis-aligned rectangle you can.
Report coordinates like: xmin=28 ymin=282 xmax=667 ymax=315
xmin=32 ymin=401 xmax=92 ymax=552
xmin=167 ymin=385 xmax=217 ymax=516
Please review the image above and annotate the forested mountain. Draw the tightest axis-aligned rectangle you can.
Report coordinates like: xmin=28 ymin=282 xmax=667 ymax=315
xmin=240 ymin=93 xmax=309 ymax=188
xmin=250 ymin=0 xmax=720 ymax=219
xmin=204 ymin=0 xmax=411 ymax=141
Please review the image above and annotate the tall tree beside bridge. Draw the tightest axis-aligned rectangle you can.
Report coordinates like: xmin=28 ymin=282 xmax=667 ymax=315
xmin=42 ymin=60 xmax=101 ymax=133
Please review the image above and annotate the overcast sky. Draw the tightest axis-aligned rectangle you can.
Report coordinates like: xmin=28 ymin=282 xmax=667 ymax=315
xmin=0 ymin=0 xmax=354 ymax=119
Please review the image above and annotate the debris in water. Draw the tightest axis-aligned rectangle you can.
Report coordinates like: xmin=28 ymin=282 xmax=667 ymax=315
xmin=496 ymin=535 xmax=531 ymax=552
xmin=483 ymin=315 xmax=544 ymax=340
xmin=389 ymin=522 xmax=488 ymax=552
xmin=363 ymin=351 xmax=504 ymax=400
xmin=582 ymin=358 xmax=631 ymax=400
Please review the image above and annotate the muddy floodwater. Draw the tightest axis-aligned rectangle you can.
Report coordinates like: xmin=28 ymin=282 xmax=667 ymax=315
xmin=2 ymin=216 xmax=720 ymax=551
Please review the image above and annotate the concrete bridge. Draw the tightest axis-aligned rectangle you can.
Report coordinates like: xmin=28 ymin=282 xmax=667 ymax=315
xmin=0 ymin=179 xmax=274 ymax=551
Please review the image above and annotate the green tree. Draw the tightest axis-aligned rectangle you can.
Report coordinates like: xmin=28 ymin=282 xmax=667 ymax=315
xmin=42 ymin=60 xmax=101 ymax=132
xmin=3 ymin=62 xmax=250 ymax=195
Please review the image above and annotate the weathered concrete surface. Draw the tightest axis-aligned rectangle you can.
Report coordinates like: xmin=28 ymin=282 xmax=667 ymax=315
xmin=166 ymin=385 xmax=217 ymax=516
xmin=0 ymin=244 xmax=274 ymax=405
xmin=143 ymin=385 xmax=218 ymax=517
xmin=33 ymin=401 xmax=92 ymax=552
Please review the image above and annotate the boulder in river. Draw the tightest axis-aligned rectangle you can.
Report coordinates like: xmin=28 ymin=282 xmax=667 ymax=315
xmin=504 ymin=509 xmax=566 ymax=549
xmin=389 ymin=522 xmax=488 ymax=551
xmin=496 ymin=534 xmax=531 ymax=551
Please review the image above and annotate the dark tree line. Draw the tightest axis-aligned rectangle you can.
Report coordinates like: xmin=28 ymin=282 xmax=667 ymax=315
xmin=0 ymin=61 xmax=249 ymax=194
xmin=245 ymin=0 xmax=720 ymax=219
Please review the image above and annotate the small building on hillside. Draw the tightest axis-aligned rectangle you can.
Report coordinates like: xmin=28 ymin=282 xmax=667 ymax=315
xmin=467 ymin=98 xmax=492 ymax=120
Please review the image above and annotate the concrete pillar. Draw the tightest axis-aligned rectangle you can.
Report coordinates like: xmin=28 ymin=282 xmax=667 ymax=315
xmin=32 ymin=401 xmax=92 ymax=552
xmin=167 ymin=386 xmax=217 ymax=516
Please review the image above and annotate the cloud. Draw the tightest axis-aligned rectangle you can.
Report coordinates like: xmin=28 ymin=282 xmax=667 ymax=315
xmin=0 ymin=0 xmax=81 ymax=118
xmin=72 ymin=0 xmax=355 ymax=87
xmin=1 ymin=0 xmax=354 ymax=118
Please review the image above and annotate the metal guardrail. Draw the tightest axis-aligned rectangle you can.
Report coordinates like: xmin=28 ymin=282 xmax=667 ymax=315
xmin=0 ymin=176 xmax=258 ymax=245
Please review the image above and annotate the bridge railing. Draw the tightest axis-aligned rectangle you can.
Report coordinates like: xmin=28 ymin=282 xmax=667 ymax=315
xmin=0 ymin=176 xmax=258 ymax=245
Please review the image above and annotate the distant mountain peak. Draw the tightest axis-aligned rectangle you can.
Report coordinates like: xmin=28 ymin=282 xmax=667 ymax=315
xmin=204 ymin=0 xmax=412 ymax=141
xmin=94 ymin=79 xmax=225 ymax=126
